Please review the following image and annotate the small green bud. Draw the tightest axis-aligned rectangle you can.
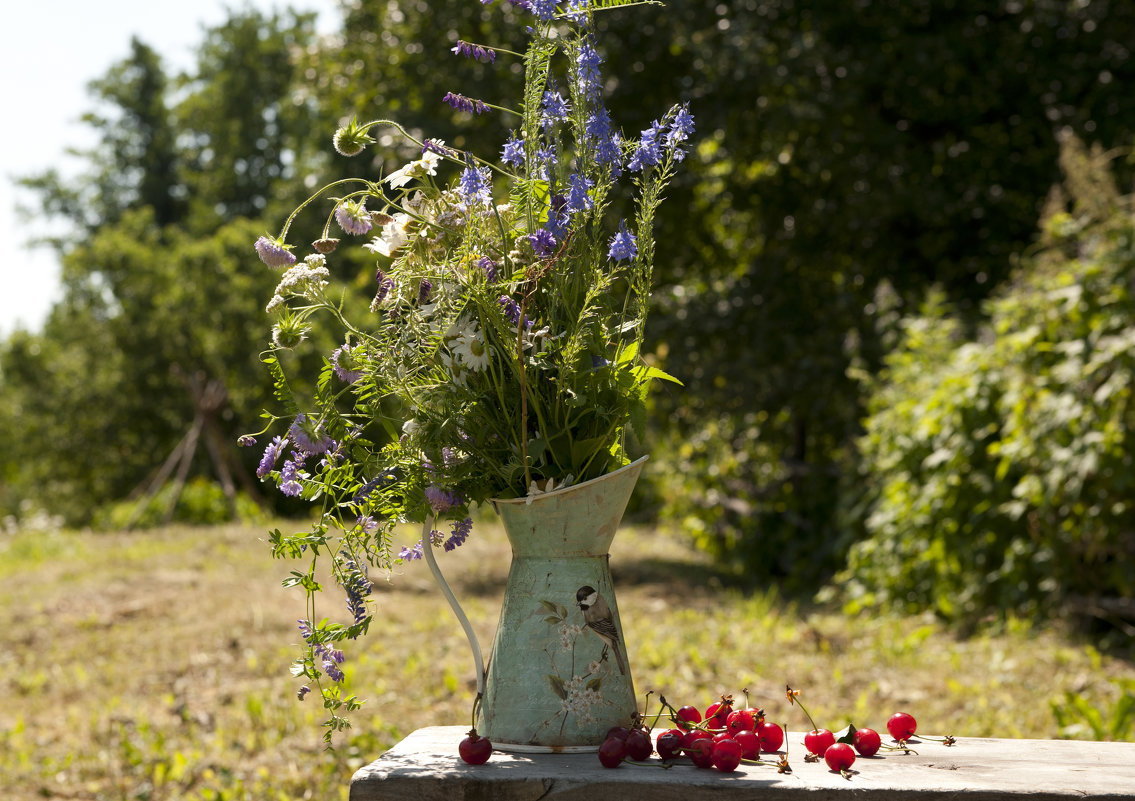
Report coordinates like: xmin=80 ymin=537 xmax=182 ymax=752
xmin=272 ymin=310 xmax=311 ymax=350
xmin=332 ymin=118 xmax=374 ymax=157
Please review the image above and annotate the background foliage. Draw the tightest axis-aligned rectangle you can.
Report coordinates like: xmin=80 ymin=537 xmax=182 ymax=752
xmin=3 ymin=0 xmax=1135 ymax=628
xmin=843 ymin=137 xmax=1135 ymax=624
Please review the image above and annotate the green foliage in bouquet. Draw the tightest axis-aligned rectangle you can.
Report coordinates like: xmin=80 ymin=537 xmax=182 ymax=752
xmin=247 ymin=0 xmax=692 ymax=737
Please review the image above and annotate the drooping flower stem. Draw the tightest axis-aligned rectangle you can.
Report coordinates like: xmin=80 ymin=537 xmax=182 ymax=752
xmin=278 ymin=178 xmax=375 ymax=241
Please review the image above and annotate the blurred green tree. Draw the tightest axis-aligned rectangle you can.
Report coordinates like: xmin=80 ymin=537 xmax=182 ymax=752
xmin=3 ymin=10 xmax=320 ymax=524
xmin=593 ymin=0 xmax=1135 ymax=589
xmin=843 ymin=135 xmax=1135 ymax=627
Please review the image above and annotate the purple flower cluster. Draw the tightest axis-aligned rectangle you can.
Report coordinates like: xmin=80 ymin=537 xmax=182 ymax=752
xmin=565 ymin=0 xmax=589 ymax=24
xmin=298 ymin=619 xmax=345 ymax=683
xmin=399 ymin=541 xmax=424 ymax=561
xmin=451 ymin=40 xmax=496 ymax=64
xmin=289 ymin=414 xmax=333 ymax=456
xmin=540 ymin=90 xmax=570 ymax=130
xmin=565 ymin=172 xmax=594 ymax=214
xmin=374 ymin=268 xmax=395 ymax=303
xmin=443 ymin=91 xmax=489 ymax=115
xmin=501 ymin=132 xmax=525 ymax=167
xmin=279 ymin=452 xmax=305 ymax=497
xmin=331 ymin=344 xmax=365 ymax=384
xmin=535 ymin=142 xmax=557 ymax=180
xmin=575 ymin=41 xmax=602 ymax=97
xmin=529 ymin=228 xmax=558 ymax=258
xmin=531 ymin=0 xmax=557 ymax=21
xmin=417 ymin=278 xmax=433 ymax=305
xmin=352 ymin=476 xmax=383 ymax=505
xmin=499 ymin=295 xmax=522 ymax=325
xmin=478 ymin=256 xmax=498 ymax=281
xmin=629 ymin=104 xmax=697 ymax=171
xmin=334 ymin=200 xmax=373 ymax=236
xmin=340 ymin=551 xmax=372 ymax=628
xmin=587 ymin=106 xmax=622 ymax=172
xmin=458 ymin=164 xmax=493 ymax=208
xmin=422 ymin=138 xmax=454 ymax=157
xmin=254 ymin=236 xmax=296 ymax=269
xmin=627 ymin=123 xmax=663 ymax=173
xmin=607 ymin=220 xmax=638 ymax=262
xmin=425 ymin=483 xmax=463 ymax=514
xmin=667 ymin=104 xmax=696 ymax=156
xmin=444 ymin=517 xmax=474 ymax=551
xmin=257 ymin=435 xmax=287 ymax=478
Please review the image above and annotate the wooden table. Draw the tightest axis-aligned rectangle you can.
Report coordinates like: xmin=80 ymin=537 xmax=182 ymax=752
xmin=350 ymin=725 xmax=1135 ymax=800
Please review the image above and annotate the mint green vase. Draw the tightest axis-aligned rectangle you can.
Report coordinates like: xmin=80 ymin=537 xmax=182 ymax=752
xmin=476 ymin=456 xmax=646 ymax=752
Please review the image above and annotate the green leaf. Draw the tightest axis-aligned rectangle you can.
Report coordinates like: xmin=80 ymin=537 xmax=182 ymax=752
xmin=263 ymin=353 xmax=300 ymax=416
xmin=548 ymin=674 xmax=567 ymax=700
xmin=635 ymin=363 xmax=684 ymax=386
xmin=834 ymin=723 xmax=857 ymax=744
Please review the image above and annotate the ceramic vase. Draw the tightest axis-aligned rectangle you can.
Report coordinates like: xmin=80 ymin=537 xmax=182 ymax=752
xmin=475 ymin=456 xmax=647 ymax=751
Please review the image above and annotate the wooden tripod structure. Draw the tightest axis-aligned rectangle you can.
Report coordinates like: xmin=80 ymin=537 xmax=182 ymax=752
xmin=125 ymin=367 xmax=262 ymax=529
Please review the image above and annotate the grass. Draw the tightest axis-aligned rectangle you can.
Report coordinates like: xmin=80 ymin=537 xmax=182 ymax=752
xmin=2 ymin=518 xmax=1133 ymax=800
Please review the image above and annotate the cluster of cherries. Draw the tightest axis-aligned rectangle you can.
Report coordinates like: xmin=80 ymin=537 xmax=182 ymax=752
xmin=458 ymin=685 xmax=952 ymax=775
xmin=597 ymin=694 xmax=788 ymax=772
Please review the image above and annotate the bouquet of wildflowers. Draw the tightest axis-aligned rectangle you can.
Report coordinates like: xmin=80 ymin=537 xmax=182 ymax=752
xmin=249 ymin=0 xmax=692 ymax=737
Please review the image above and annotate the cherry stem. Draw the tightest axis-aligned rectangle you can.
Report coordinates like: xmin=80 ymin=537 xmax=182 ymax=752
xmin=786 ymin=686 xmax=820 ymax=733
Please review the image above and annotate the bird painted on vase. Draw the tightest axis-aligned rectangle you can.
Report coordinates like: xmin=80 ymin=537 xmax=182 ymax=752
xmin=576 ymin=585 xmax=627 ymax=675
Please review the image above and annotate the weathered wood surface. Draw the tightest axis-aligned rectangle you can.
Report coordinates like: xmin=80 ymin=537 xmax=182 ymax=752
xmin=350 ymin=725 xmax=1135 ymax=801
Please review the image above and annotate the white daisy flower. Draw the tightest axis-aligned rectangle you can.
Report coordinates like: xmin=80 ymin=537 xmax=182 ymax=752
xmin=385 ymin=151 xmax=442 ymax=189
xmin=364 ymin=213 xmax=412 ymax=257
xmin=453 ymin=327 xmax=490 ymax=371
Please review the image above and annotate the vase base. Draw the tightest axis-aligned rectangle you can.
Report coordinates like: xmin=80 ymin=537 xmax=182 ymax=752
xmin=490 ymin=740 xmax=599 ymax=754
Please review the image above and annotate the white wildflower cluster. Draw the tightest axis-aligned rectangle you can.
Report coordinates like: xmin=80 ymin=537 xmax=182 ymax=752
xmin=560 ymin=675 xmax=603 ymax=724
xmin=558 ymin=623 xmax=583 ymax=651
xmin=265 ymin=254 xmax=331 ymax=312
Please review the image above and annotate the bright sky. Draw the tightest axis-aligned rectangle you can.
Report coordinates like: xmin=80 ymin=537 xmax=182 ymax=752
xmin=0 ymin=0 xmax=341 ymax=337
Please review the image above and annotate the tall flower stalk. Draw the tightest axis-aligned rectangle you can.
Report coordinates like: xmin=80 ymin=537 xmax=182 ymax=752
xmin=249 ymin=0 xmax=692 ymax=739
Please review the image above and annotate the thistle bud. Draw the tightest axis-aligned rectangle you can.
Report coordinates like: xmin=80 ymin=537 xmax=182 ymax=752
xmin=332 ymin=118 xmax=374 ymax=157
xmin=272 ymin=310 xmax=311 ymax=350
xmin=312 ymin=238 xmax=340 ymax=254
xmin=370 ymin=211 xmax=395 ymax=227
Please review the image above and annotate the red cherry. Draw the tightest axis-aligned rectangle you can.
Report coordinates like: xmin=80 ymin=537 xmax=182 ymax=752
xmin=705 ymin=699 xmax=733 ymax=730
xmin=625 ymin=729 xmax=653 ymax=761
xmin=712 ymin=738 xmax=743 ymax=772
xmin=676 ymin=705 xmax=703 ymax=727
xmin=854 ymin=727 xmax=882 ymax=757
xmin=824 ymin=742 xmax=856 ymax=772
xmin=682 ymin=728 xmax=713 ymax=750
xmin=458 ymin=731 xmax=492 ymax=765
xmin=597 ymin=736 xmax=627 ymax=768
xmin=605 ymin=726 xmax=631 ymax=742
xmin=887 ymin=712 xmax=917 ymax=741
xmin=740 ymin=706 xmax=765 ymax=724
xmin=733 ymin=729 xmax=761 ymax=760
xmin=726 ymin=709 xmax=756 ymax=736
xmin=804 ymin=728 xmax=836 ymax=756
xmin=656 ymin=728 xmax=684 ymax=761
xmin=687 ymin=737 xmax=714 ymax=768
xmin=755 ymin=720 xmax=784 ymax=752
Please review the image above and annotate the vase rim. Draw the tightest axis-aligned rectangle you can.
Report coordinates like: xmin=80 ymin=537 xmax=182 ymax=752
xmin=491 ymin=454 xmax=648 ymax=507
